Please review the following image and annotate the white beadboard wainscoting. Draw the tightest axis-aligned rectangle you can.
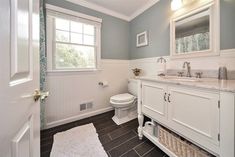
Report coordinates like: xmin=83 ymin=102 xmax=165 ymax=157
xmin=129 ymin=49 xmax=235 ymax=78
xmin=44 ymin=50 xmax=235 ymax=129
xmin=45 ymin=59 xmax=130 ymax=129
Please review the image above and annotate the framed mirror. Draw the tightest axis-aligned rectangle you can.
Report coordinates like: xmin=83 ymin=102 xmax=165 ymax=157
xmin=170 ymin=1 xmax=219 ymax=58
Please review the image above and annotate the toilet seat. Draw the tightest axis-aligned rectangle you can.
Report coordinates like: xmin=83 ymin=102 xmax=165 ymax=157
xmin=110 ymin=93 xmax=135 ymax=103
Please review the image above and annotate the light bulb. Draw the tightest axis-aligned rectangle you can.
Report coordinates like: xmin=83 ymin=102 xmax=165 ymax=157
xmin=171 ymin=0 xmax=183 ymax=11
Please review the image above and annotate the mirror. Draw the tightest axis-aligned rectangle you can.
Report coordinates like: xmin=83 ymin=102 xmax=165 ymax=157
xmin=170 ymin=0 xmax=219 ymax=59
xmin=175 ymin=9 xmax=210 ymax=54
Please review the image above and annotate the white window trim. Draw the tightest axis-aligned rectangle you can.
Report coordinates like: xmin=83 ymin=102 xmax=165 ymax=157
xmin=46 ymin=4 xmax=102 ymax=72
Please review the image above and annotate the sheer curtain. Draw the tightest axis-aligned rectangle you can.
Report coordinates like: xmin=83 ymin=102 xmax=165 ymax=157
xmin=40 ymin=0 xmax=47 ymax=129
xmin=176 ymin=32 xmax=210 ymax=53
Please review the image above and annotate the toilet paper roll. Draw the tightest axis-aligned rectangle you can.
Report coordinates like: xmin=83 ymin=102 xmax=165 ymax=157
xmin=102 ymin=81 xmax=109 ymax=87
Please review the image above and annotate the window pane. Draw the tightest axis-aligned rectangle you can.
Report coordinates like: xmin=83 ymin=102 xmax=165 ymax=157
xmin=84 ymin=24 xmax=95 ymax=35
xmin=84 ymin=35 xmax=94 ymax=45
xmin=71 ymin=21 xmax=83 ymax=33
xmin=56 ymin=30 xmax=69 ymax=42
xmin=55 ymin=18 xmax=69 ymax=31
xmin=55 ymin=43 xmax=95 ymax=69
xmin=71 ymin=33 xmax=82 ymax=44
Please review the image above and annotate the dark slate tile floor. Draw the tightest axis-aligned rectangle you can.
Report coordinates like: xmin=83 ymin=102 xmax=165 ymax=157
xmin=40 ymin=110 xmax=168 ymax=157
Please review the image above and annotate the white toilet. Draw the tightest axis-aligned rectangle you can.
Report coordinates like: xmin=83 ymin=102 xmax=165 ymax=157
xmin=110 ymin=79 xmax=138 ymax=125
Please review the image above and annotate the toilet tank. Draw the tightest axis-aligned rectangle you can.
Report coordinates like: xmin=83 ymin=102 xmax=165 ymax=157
xmin=128 ymin=79 xmax=138 ymax=97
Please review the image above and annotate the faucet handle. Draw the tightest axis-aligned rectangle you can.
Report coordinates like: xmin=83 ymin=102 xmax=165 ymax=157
xmin=195 ymin=72 xmax=203 ymax=78
xmin=177 ymin=71 xmax=184 ymax=77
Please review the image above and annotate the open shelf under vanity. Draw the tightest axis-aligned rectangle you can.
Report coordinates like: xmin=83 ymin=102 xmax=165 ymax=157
xmin=143 ymin=129 xmax=178 ymax=157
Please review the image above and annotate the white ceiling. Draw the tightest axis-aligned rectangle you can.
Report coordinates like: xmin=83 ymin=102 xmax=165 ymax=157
xmin=85 ymin=0 xmax=154 ymax=16
xmin=66 ymin=0 xmax=160 ymax=21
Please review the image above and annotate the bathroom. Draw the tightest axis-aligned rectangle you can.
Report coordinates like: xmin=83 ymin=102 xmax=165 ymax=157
xmin=0 ymin=0 xmax=234 ymax=157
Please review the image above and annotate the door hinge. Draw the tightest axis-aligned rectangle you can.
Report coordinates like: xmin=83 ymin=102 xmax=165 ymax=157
xmin=218 ymin=133 xmax=220 ymax=141
xmin=140 ymin=84 xmax=142 ymax=88
xmin=218 ymin=100 xmax=220 ymax=108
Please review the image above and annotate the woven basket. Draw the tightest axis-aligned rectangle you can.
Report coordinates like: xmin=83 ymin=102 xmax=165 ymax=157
xmin=158 ymin=126 xmax=212 ymax=157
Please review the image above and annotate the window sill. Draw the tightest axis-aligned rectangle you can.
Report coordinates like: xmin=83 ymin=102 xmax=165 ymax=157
xmin=47 ymin=69 xmax=103 ymax=75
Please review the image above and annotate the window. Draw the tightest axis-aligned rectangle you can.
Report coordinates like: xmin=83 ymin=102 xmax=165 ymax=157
xmin=46 ymin=6 xmax=102 ymax=71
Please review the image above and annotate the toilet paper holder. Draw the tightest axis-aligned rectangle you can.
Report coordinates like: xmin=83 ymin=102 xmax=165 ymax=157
xmin=98 ymin=81 xmax=109 ymax=87
xmin=98 ymin=82 xmax=104 ymax=86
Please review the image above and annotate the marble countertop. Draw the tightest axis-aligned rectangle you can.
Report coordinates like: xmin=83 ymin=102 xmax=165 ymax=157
xmin=136 ymin=76 xmax=235 ymax=93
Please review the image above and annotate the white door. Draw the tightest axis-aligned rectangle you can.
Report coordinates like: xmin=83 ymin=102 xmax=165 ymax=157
xmin=141 ymin=81 xmax=168 ymax=124
xmin=0 ymin=0 xmax=40 ymax=157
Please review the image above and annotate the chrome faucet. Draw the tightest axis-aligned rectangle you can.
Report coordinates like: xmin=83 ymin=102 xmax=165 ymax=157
xmin=183 ymin=62 xmax=192 ymax=77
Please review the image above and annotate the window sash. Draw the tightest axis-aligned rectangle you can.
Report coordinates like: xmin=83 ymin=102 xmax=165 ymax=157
xmin=52 ymin=18 xmax=97 ymax=70
xmin=46 ymin=7 xmax=101 ymax=72
xmin=54 ymin=18 xmax=96 ymax=45
xmin=52 ymin=42 xmax=97 ymax=71
xmin=53 ymin=42 xmax=97 ymax=70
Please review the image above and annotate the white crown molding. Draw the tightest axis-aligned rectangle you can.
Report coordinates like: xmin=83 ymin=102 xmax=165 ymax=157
xmin=129 ymin=0 xmax=160 ymax=20
xmin=65 ymin=0 xmax=130 ymax=21
xmin=65 ymin=0 xmax=160 ymax=21
xmin=46 ymin=4 xmax=102 ymax=23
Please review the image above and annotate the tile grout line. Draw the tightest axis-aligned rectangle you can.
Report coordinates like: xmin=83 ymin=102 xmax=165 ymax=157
xmin=133 ymin=149 xmax=142 ymax=157
xmin=97 ymin=123 xmax=118 ymax=133
xmin=132 ymin=140 xmax=147 ymax=150
xmin=110 ymin=136 xmax=146 ymax=157
xmin=108 ymin=130 xmax=134 ymax=144
xmin=107 ymin=135 xmax=137 ymax=152
xmin=108 ymin=133 xmax=113 ymax=140
xmin=140 ymin=147 xmax=155 ymax=157
xmin=107 ymin=151 xmax=111 ymax=157
xmin=108 ymin=129 xmax=132 ymax=141
xmin=119 ymin=149 xmax=141 ymax=157
xmin=132 ymin=129 xmax=138 ymax=135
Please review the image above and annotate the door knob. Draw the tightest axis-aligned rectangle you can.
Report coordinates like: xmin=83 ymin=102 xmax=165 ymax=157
xmin=33 ymin=89 xmax=49 ymax=102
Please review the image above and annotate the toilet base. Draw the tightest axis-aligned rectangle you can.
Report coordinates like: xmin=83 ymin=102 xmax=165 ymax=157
xmin=112 ymin=106 xmax=137 ymax=125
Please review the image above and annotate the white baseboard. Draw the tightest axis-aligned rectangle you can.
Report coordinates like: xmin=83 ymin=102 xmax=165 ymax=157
xmin=44 ymin=106 xmax=114 ymax=129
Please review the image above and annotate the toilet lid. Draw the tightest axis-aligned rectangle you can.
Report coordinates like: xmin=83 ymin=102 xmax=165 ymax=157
xmin=110 ymin=93 xmax=135 ymax=103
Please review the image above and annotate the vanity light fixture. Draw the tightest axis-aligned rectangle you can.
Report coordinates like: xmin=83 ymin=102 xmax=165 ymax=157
xmin=171 ymin=0 xmax=183 ymax=11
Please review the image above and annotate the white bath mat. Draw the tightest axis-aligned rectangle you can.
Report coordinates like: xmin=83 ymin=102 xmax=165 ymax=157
xmin=50 ymin=123 xmax=108 ymax=157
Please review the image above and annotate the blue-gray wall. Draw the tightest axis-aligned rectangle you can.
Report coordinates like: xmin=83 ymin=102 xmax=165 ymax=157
xmin=130 ymin=0 xmax=171 ymax=59
xmin=46 ymin=0 xmax=235 ymax=60
xmin=220 ymin=0 xmax=235 ymax=50
xmin=129 ymin=0 xmax=235 ymax=59
xmin=46 ymin=0 xmax=130 ymax=60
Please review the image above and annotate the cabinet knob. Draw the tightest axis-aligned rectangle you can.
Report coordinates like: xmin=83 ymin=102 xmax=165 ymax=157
xmin=164 ymin=93 xmax=167 ymax=102
xmin=168 ymin=94 xmax=171 ymax=103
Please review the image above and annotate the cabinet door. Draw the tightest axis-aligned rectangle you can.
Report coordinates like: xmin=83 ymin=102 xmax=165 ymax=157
xmin=142 ymin=81 xmax=168 ymax=124
xmin=168 ymin=86 xmax=220 ymax=153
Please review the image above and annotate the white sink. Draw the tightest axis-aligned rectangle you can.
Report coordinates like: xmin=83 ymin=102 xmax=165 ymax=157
xmin=161 ymin=76 xmax=201 ymax=82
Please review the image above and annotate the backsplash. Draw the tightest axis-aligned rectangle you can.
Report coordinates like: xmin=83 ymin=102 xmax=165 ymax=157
xmin=166 ymin=69 xmax=235 ymax=80
xmin=129 ymin=50 xmax=235 ymax=80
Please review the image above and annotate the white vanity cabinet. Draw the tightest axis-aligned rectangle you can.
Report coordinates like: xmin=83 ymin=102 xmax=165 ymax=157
xmin=138 ymin=79 xmax=235 ymax=157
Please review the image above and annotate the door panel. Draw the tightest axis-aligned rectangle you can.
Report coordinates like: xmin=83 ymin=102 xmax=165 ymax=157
xmin=10 ymin=0 xmax=32 ymax=85
xmin=12 ymin=116 xmax=33 ymax=157
xmin=142 ymin=82 xmax=168 ymax=123
xmin=168 ymin=86 xmax=220 ymax=153
xmin=0 ymin=0 xmax=40 ymax=156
